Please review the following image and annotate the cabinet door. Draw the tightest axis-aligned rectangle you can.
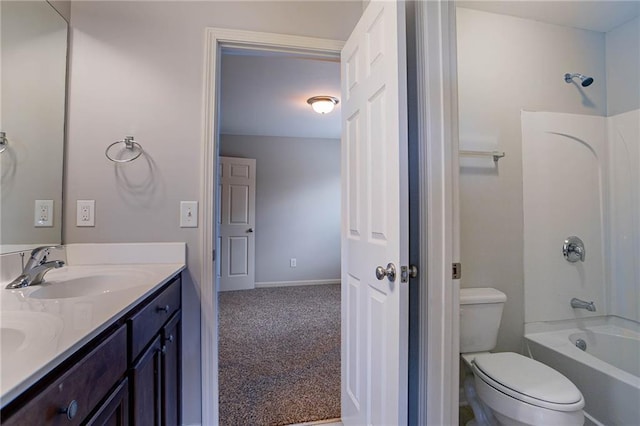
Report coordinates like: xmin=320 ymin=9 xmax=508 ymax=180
xmin=85 ymin=378 xmax=129 ymax=426
xmin=131 ymin=336 xmax=162 ymax=426
xmin=161 ymin=311 xmax=181 ymax=426
xmin=0 ymin=326 xmax=127 ymax=426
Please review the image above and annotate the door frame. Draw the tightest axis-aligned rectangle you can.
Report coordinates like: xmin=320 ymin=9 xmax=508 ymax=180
xmin=198 ymin=3 xmax=459 ymax=423
xmin=413 ymin=1 xmax=460 ymax=424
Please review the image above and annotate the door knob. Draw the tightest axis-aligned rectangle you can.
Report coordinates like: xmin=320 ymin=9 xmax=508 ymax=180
xmin=375 ymin=263 xmax=396 ymax=282
xmin=247 ymin=228 xmax=254 ymax=233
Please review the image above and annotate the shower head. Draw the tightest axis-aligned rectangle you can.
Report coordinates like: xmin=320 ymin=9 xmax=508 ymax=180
xmin=564 ymin=73 xmax=594 ymax=87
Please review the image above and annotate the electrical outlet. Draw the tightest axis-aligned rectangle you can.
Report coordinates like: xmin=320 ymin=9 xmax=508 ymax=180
xmin=290 ymin=258 xmax=297 ymax=268
xmin=77 ymin=200 xmax=95 ymax=227
xmin=34 ymin=200 xmax=53 ymax=227
xmin=180 ymin=201 xmax=198 ymax=228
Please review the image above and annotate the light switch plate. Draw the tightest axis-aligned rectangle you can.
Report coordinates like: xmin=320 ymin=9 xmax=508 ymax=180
xmin=35 ymin=200 xmax=54 ymax=227
xmin=77 ymin=200 xmax=95 ymax=227
xmin=180 ymin=201 xmax=198 ymax=228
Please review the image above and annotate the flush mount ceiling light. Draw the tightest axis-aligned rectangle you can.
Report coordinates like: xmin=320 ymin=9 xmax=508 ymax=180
xmin=307 ymin=96 xmax=339 ymax=114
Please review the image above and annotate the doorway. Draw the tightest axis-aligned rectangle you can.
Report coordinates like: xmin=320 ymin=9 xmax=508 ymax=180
xmin=199 ymin=4 xmax=459 ymax=423
xmin=216 ymin=48 xmax=342 ymax=425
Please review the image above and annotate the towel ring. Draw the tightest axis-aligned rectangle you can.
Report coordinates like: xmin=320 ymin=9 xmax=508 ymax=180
xmin=0 ymin=132 xmax=8 ymax=154
xmin=105 ymin=136 xmax=143 ymax=163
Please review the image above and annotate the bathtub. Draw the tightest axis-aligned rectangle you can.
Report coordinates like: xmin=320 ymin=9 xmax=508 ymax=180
xmin=525 ymin=317 xmax=640 ymax=426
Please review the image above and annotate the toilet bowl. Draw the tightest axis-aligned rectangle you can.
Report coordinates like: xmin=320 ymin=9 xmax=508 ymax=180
xmin=460 ymin=288 xmax=585 ymax=426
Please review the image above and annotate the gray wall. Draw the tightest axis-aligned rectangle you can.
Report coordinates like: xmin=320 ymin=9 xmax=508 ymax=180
xmin=606 ymin=16 xmax=640 ymax=116
xmin=456 ymin=7 xmax=606 ymax=353
xmin=64 ymin=2 xmax=361 ymax=423
xmin=49 ymin=0 xmax=71 ymax=22
xmin=221 ymin=135 xmax=340 ymax=284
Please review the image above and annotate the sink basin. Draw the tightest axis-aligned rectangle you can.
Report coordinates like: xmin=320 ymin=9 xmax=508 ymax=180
xmin=28 ymin=273 xmax=149 ymax=300
xmin=1 ymin=327 xmax=26 ymax=354
xmin=0 ymin=312 xmax=63 ymax=356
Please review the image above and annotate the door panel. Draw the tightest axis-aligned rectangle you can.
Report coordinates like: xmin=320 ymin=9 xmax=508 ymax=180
xmin=131 ymin=336 xmax=162 ymax=426
xmin=229 ymin=185 xmax=249 ymax=223
xmin=341 ymin=1 xmax=408 ymax=425
xmin=162 ymin=312 xmax=181 ymax=426
xmin=229 ymin=237 xmax=248 ymax=275
xmin=219 ymin=156 xmax=256 ymax=291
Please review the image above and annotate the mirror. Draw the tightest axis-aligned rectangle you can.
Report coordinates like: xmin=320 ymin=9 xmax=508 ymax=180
xmin=0 ymin=1 xmax=68 ymax=254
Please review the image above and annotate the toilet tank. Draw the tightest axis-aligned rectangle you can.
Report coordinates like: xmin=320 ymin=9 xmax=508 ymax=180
xmin=460 ymin=288 xmax=507 ymax=353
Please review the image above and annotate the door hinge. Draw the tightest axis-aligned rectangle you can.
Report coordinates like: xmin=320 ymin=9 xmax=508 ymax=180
xmin=212 ymin=249 xmax=216 ymax=262
xmin=452 ymin=262 xmax=462 ymax=279
xmin=400 ymin=265 xmax=418 ymax=283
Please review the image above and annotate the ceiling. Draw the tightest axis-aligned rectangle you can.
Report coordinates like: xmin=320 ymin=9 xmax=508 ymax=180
xmin=219 ymin=1 xmax=638 ymax=140
xmin=458 ymin=1 xmax=640 ymax=33
xmin=219 ymin=50 xmax=341 ymax=140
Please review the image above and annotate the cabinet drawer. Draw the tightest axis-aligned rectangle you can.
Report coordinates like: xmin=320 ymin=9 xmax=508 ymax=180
xmin=2 ymin=325 xmax=127 ymax=426
xmin=129 ymin=280 xmax=180 ymax=362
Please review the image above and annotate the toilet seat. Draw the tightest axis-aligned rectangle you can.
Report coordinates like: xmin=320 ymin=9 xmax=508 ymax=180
xmin=472 ymin=352 xmax=584 ymax=412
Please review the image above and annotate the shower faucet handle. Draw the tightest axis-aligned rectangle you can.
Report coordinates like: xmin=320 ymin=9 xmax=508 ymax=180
xmin=563 ymin=236 xmax=585 ymax=262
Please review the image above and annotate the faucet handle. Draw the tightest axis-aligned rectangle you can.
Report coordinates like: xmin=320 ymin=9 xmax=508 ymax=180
xmin=563 ymin=236 xmax=585 ymax=262
xmin=30 ymin=245 xmax=62 ymax=255
xmin=29 ymin=245 xmax=62 ymax=259
xmin=25 ymin=245 xmax=63 ymax=269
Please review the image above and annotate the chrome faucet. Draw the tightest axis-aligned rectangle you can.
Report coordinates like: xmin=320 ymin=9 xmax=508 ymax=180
xmin=571 ymin=297 xmax=596 ymax=312
xmin=5 ymin=246 xmax=65 ymax=289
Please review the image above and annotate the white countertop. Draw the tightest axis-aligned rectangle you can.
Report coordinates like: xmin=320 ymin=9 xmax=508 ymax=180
xmin=0 ymin=243 xmax=186 ymax=408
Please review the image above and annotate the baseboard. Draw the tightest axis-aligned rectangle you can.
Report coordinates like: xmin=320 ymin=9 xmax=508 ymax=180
xmin=255 ymin=279 xmax=340 ymax=289
xmin=288 ymin=418 xmax=342 ymax=426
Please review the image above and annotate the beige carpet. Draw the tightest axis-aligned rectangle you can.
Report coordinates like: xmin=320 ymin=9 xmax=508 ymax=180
xmin=218 ymin=284 xmax=341 ymax=426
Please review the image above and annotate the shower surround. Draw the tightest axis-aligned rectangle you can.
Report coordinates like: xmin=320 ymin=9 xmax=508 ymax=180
xmin=522 ymin=109 xmax=639 ymax=324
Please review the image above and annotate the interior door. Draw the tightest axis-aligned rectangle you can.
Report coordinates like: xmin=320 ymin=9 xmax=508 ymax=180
xmin=219 ymin=156 xmax=256 ymax=292
xmin=341 ymin=1 xmax=409 ymax=425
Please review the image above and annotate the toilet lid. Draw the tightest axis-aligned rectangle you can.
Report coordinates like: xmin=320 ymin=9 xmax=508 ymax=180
xmin=472 ymin=352 xmax=584 ymax=411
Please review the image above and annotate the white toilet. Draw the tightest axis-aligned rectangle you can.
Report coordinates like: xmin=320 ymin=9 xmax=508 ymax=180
xmin=460 ymin=288 xmax=585 ymax=426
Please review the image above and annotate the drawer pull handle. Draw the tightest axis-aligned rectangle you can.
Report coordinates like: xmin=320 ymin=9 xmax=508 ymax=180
xmin=59 ymin=400 xmax=79 ymax=420
xmin=156 ymin=305 xmax=170 ymax=313
xmin=165 ymin=334 xmax=174 ymax=343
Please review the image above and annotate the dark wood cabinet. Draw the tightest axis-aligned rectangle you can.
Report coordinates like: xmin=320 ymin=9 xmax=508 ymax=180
xmin=129 ymin=282 xmax=180 ymax=361
xmin=1 ymin=326 xmax=127 ymax=426
xmin=128 ymin=278 xmax=182 ymax=426
xmin=162 ymin=312 xmax=181 ymax=426
xmin=131 ymin=335 xmax=163 ymax=426
xmin=1 ymin=274 xmax=181 ymax=426
xmin=86 ymin=378 xmax=130 ymax=426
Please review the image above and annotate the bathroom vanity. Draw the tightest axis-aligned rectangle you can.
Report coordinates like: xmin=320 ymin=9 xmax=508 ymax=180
xmin=0 ymin=244 xmax=186 ymax=425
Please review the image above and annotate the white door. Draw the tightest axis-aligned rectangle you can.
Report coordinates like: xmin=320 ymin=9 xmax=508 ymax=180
xmin=341 ymin=1 xmax=408 ymax=425
xmin=218 ymin=156 xmax=256 ymax=292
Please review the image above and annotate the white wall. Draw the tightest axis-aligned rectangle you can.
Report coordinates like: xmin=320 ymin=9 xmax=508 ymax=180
xmin=522 ymin=112 xmax=606 ymax=323
xmin=607 ymin=110 xmax=640 ymax=322
xmin=605 ymin=16 xmax=640 ymax=324
xmin=456 ymin=7 xmax=606 ymax=352
xmin=606 ymin=16 xmax=640 ymax=116
xmin=64 ymin=2 xmax=361 ymax=423
xmin=522 ymin=108 xmax=640 ymax=325
xmin=220 ymin=135 xmax=340 ymax=284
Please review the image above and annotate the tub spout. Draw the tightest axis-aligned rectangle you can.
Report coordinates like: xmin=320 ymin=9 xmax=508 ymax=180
xmin=571 ymin=298 xmax=596 ymax=312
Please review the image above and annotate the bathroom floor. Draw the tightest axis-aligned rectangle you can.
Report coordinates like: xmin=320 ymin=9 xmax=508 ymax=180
xmin=459 ymin=405 xmax=475 ymax=426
